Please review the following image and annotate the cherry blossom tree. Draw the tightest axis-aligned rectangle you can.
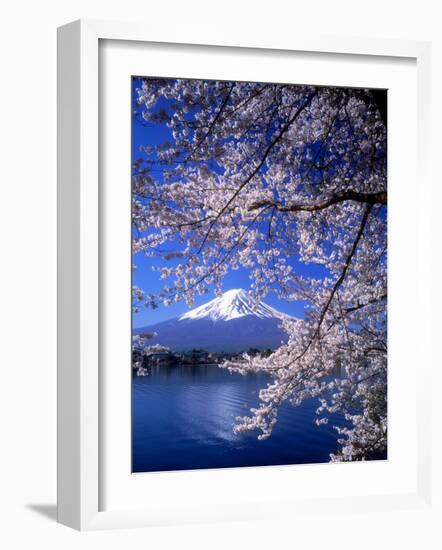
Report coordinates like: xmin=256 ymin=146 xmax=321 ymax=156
xmin=132 ymin=78 xmax=387 ymax=462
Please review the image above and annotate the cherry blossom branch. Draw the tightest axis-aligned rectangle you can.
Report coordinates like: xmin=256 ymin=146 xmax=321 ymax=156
xmin=248 ymin=190 xmax=386 ymax=213
xmin=196 ymin=90 xmax=318 ymax=254
xmin=184 ymin=83 xmax=235 ymax=161
xmin=314 ymin=204 xmax=373 ymax=334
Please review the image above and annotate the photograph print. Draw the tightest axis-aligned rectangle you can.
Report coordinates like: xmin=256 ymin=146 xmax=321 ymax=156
xmin=131 ymin=77 xmax=387 ymax=473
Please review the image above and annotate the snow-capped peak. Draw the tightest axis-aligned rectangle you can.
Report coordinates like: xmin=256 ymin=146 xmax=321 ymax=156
xmin=179 ymin=288 xmax=292 ymax=322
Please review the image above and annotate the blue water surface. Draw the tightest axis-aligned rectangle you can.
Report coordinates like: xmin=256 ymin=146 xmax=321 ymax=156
xmin=132 ymin=364 xmax=347 ymax=473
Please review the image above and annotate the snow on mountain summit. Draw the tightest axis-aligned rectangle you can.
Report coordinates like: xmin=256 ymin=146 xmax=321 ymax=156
xmin=179 ymin=288 xmax=291 ymax=322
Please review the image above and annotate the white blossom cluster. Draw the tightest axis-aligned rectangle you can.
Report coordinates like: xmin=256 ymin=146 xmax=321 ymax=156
xmin=132 ymin=333 xmax=169 ymax=376
xmin=132 ymin=78 xmax=387 ymax=461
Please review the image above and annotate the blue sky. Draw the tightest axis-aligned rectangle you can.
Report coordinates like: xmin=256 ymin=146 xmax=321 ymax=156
xmin=131 ymin=78 xmax=326 ymax=328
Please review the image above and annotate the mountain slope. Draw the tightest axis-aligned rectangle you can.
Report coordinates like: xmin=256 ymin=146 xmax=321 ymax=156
xmin=134 ymin=289 xmax=295 ymax=353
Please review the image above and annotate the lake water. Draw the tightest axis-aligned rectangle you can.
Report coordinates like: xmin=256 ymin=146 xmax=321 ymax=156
xmin=132 ymin=363 xmax=347 ymax=472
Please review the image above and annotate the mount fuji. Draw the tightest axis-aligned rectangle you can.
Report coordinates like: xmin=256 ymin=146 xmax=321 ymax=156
xmin=134 ymin=288 xmax=295 ymax=353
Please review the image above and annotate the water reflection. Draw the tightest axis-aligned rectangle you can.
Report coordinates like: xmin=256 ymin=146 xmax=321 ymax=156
xmin=132 ymin=364 xmax=347 ymax=473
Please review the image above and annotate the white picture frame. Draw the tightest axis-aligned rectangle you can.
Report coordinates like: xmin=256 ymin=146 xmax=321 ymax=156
xmin=57 ymin=19 xmax=432 ymax=531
